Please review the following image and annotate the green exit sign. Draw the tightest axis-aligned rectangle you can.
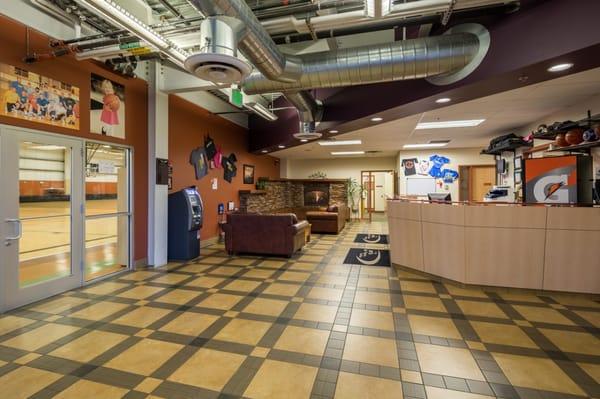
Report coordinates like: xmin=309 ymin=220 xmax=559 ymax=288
xmin=119 ymin=41 xmax=140 ymax=50
xmin=230 ymin=88 xmax=243 ymax=108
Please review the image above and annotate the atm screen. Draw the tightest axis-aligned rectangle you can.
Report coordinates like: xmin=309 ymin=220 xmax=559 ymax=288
xmin=192 ymin=205 xmax=201 ymax=215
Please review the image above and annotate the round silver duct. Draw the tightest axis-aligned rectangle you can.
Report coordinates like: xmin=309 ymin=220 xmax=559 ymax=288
xmin=184 ymin=16 xmax=251 ymax=85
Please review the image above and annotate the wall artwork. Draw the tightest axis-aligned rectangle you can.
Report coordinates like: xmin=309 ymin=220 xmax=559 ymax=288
xmin=304 ymin=183 xmax=330 ymax=206
xmin=401 ymin=158 xmax=418 ymax=176
xmin=90 ymin=74 xmax=125 ymax=138
xmin=189 ymin=147 xmax=208 ymax=179
xmin=0 ymin=63 xmax=80 ymax=130
xmin=243 ymin=164 xmax=255 ymax=184
xmin=221 ymin=153 xmax=237 ymax=183
xmin=417 ymin=159 xmax=431 ymax=175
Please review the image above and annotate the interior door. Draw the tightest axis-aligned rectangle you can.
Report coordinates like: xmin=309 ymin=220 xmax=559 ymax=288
xmin=0 ymin=126 xmax=83 ymax=311
xmin=470 ymin=166 xmax=496 ymax=202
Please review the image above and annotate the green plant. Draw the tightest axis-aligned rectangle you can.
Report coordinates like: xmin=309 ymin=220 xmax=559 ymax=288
xmin=256 ymin=177 xmax=268 ymax=190
xmin=347 ymin=178 xmax=363 ymax=211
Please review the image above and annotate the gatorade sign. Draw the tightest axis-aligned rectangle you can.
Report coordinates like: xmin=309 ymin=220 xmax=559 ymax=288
xmin=524 ymin=156 xmax=577 ymax=204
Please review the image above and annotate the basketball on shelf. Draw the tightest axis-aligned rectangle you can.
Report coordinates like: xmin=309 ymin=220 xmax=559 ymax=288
xmin=555 ymin=133 xmax=568 ymax=147
xmin=565 ymin=128 xmax=584 ymax=145
xmin=105 ymin=94 xmax=120 ymax=111
xmin=583 ymin=128 xmax=599 ymax=142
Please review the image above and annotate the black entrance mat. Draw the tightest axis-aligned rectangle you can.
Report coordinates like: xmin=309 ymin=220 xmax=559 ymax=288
xmin=343 ymin=248 xmax=391 ymax=267
xmin=354 ymin=234 xmax=389 ymax=244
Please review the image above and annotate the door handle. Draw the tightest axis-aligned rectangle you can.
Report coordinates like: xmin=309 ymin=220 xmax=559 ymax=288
xmin=5 ymin=218 xmax=22 ymax=246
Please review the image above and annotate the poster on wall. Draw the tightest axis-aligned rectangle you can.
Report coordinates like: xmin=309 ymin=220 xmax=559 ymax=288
xmin=90 ymin=74 xmax=125 ymax=138
xmin=0 ymin=63 xmax=80 ymax=130
xmin=401 ymin=158 xmax=418 ymax=175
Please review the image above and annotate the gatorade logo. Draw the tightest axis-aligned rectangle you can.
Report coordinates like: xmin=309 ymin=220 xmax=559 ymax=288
xmin=533 ymin=174 xmax=569 ymax=203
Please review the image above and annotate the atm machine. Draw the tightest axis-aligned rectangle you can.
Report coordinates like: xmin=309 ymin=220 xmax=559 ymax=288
xmin=168 ymin=186 xmax=203 ymax=260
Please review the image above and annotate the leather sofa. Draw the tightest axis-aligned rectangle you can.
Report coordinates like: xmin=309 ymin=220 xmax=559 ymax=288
xmin=222 ymin=213 xmax=309 ymax=257
xmin=306 ymin=204 xmax=348 ymax=234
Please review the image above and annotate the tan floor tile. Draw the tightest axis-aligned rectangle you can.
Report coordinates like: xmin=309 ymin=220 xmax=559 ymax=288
xmin=307 ymin=249 xmax=329 ymax=256
xmin=288 ymin=262 xmax=317 ymax=271
xmin=279 ymin=271 xmax=309 ymax=282
xmin=117 ymin=285 xmax=165 ymax=300
xmin=578 ymin=362 xmax=600 ymax=384
xmin=317 ymin=274 xmax=348 ymax=286
xmin=550 ymin=294 xmax=600 ymax=308
xmin=415 ymin=343 xmax=484 ymax=380
xmin=274 ymin=325 xmax=329 ymax=356
xmin=135 ymin=329 xmax=154 ymax=338
xmin=444 ymin=284 xmax=488 ymax=298
xmin=575 ymin=310 xmax=600 ymax=326
xmin=334 ymin=371 xmax=404 ymax=399
xmin=258 ymin=260 xmax=287 ymax=269
xmin=151 ymin=273 xmax=189 ymax=285
xmin=105 ymin=339 xmax=183 ymax=376
xmin=214 ymin=319 xmax=272 ymax=345
xmin=294 ymin=303 xmax=337 ymax=323
xmin=244 ymin=359 xmax=317 ymax=399
xmin=343 ymin=334 xmax=398 ymax=367
xmin=53 ymin=380 xmax=128 ymax=399
xmin=307 ymin=287 xmax=344 ymax=301
xmin=50 ymin=330 xmax=128 ymax=362
xmin=470 ymin=321 xmax=538 ymax=349
xmin=243 ymin=298 xmax=288 ymax=317
xmin=494 ymin=353 xmax=585 ymax=395
xmin=197 ymin=256 xmax=227 ymax=265
xmin=44 ymin=315 xmax=62 ymax=322
xmin=155 ymin=289 xmax=200 ymax=305
xmin=70 ymin=301 xmax=129 ymax=320
xmin=243 ymin=269 xmax=275 ymax=279
xmin=112 ymin=306 xmax=171 ymax=328
xmin=393 ymin=307 xmax=406 ymax=314
xmin=121 ymin=271 xmax=158 ymax=281
xmin=403 ymin=295 xmax=446 ymax=313
xmin=29 ymin=296 xmax=88 ymax=314
xmin=350 ymin=308 xmax=395 ymax=331
xmin=0 ymin=366 xmax=62 ymax=399
xmin=168 ymin=348 xmax=245 ymax=391
xmin=466 ymin=340 xmax=486 ymax=351
xmin=456 ymin=300 xmax=508 ymax=319
xmin=396 ymin=270 xmax=428 ymax=280
xmin=135 ymin=377 xmax=163 ymax=394
xmin=357 ymin=277 xmax=389 ymax=290
xmin=159 ymin=312 xmax=219 ymax=336
xmin=224 ymin=279 xmax=261 ymax=292
xmin=298 ymin=255 xmax=324 ymax=263
xmin=251 ymin=347 xmax=270 ymax=358
xmin=400 ymin=281 xmax=437 ymax=294
xmin=513 ymin=305 xmax=574 ymax=325
xmin=14 ymin=353 xmax=41 ymax=365
xmin=401 ymin=369 xmax=422 ymax=384
xmin=197 ymin=293 xmax=244 ymax=310
xmin=2 ymin=323 xmax=79 ymax=351
xmin=426 ymin=386 xmax=493 ymax=399
xmin=408 ymin=315 xmax=462 ymax=340
xmin=359 ymin=267 xmax=388 ymax=277
xmin=186 ymin=276 xmax=225 ymax=288
xmin=178 ymin=264 xmax=212 ymax=273
xmin=262 ymin=283 xmax=301 ymax=297
xmin=499 ymin=292 xmax=544 ymax=303
xmin=322 ymin=265 xmax=350 ymax=275
xmin=136 ymin=300 xmax=150 ymax=306
xmin=224 ymin=311 xmax=240 ymax=318
xmin=210 ymin=266 xmax=243 ymax=276
xmin=540 ymin=329 xmax=600 ymax=355
xmin=82 ymin=281 xmax=129 ymax=295
xmin=226 ymin=258 xmax=256 ymax=266
xmin=0 ymin=315 xmax=36 ymax=336
xmin=354 ymin=291 xmax=391 ymax=307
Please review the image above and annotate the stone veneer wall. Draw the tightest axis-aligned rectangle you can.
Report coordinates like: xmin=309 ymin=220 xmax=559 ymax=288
xmin=240 ymin=180 xmax=348 ymax=213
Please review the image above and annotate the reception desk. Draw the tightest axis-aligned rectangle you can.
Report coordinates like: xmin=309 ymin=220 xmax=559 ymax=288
xmin=387 ymin=200 xmax=600 ymax=294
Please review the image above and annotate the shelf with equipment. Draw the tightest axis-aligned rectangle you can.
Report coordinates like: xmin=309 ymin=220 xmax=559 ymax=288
xmin=480 ymin=140 xmax=533 ymax=156
xmin=546 ymin=140 xmax=600 ymax=154
xmin=532 ymin=110 xmax=600 ymax=140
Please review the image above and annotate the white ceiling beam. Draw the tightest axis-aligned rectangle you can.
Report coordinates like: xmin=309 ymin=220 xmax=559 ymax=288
xmin=158 ymin=65 xmax=216 ymax=93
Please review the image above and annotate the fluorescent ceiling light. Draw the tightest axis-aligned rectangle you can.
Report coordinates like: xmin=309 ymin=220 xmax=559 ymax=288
xmin=278 ymin=145 xmax=286 ymax=149
xmin=370 ymin=117 xmax=383 ymax=122
xmin=318 ymin=140 xmax=362 ymax=146
xmin=435 ymin=97 xmax=451 ymax=104
xmin=403 ymin=143 xmax=449 ymax=149
xmin=300 ymin=139 xmax=308 ymax=143
xmin=547 ymin=63 xmax=573 ymax=72
xmin=331 ymin=151 xmax=365 ymax=155
xmin=416 ymin=119 xmax=485 ymax=129
xmin=243 ymin=101 xmax=278 ymax=121
xmin=261 ymin=150 xmax=268 ymax=153
xmin=329 ymin=130 xmax=339 ymax=134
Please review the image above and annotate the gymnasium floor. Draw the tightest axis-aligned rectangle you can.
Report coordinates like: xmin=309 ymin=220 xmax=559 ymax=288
xmin=0 ymin=219 xmax=598 ymax=398
xmin=19 ymin=199 xmax=126 ymax=286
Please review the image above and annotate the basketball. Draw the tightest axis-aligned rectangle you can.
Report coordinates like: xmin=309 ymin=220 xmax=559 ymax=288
xmin=555 ymin=133 xmax=568 ymax=147
xmin=565 ymin=128 xmax=583 ymax=145
xmin=105 ymin=94 xmax=120 ymax=111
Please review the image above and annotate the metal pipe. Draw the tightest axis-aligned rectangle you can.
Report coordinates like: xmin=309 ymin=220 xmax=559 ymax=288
xmin=242 ymin=31 xmax=480 ymax=94
xmin=285 ymin=91 xmax=323 ymax=123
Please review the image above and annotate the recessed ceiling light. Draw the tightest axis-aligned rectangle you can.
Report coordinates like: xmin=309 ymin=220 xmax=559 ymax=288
xmin=318 ymin=140 xmax=362 ymax=146
xmin=261 ymin=150 xmax=268 ymax=153
xmin=370 ymin=117 xmax=383 ymax=122
xmin=300 ymin=139 xmax=308 ymax=143
xmin=403 ymin=143 xmax=449 ymax=149
xmin=331 ymin=151 xmax=365 ymax=155
xmin=278 ymin=145 xmax=285 ymax=149
xmin=416 ymin=119 xmax=485 ymax=129
xmin=329 ymin=129 xmax=339 ymax=134
xmin=547 ymin=63 xmax=573 ymax=72
xmin=435 ymin=97 xmax=451 ymax=104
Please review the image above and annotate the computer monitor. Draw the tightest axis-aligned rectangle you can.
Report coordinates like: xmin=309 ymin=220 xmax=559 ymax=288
xmin=427 ymin=193 xmax=452 ymax=203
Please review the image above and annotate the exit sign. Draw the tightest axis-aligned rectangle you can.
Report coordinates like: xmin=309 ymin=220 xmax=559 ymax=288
xmin=230 ymin=88 xmax=243 ymax=108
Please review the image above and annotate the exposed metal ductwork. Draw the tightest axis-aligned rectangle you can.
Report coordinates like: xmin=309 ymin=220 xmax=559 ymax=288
xmin=285 ymin=91 xmax=324 ymax=140
xmin=242 ymin=24 xmax=489 ymax=94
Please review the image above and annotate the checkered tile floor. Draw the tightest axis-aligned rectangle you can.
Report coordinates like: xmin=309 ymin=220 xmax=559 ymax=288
xmin=0 ymin=219 xmax=599 ymax=399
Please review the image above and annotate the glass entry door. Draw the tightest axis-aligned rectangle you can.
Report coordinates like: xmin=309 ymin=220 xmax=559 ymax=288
xmin=0 ymin=126 xmax=83 ymax=311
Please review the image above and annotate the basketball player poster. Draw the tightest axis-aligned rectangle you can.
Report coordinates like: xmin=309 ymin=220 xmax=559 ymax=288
xmin=90 ymin=74 xmax=125 ymax=138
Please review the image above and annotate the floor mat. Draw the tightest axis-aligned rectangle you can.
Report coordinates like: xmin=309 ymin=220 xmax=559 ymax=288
xmin=343 ymin=248 xmax=391 ymax=267
xmin=353 ymin=233 xmax=389 ymax=244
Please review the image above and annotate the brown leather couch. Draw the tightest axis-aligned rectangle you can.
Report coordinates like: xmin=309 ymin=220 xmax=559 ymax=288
xmin=306 ymin=204 xmax=348 ymax=234
xmin=222 ymin=213 xmax=309 ymax=257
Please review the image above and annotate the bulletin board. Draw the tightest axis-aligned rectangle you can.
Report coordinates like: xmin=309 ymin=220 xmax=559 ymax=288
xmin=406 ymin=177 xmax=437 ymax=196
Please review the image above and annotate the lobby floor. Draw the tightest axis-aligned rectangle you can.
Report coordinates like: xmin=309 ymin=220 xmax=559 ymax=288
xmin=0 ymin=220 xmax=598 ymax=399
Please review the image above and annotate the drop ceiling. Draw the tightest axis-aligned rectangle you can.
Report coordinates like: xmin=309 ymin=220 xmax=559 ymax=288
xmin=273 ymin=66 xmax=600 ymax=159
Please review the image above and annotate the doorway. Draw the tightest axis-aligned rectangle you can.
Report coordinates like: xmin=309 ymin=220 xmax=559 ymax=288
xmin=458 ymin=165 xmax=496 ymax=202
xmin=0 ymin=125 xmax=132 ymax=312
xmin=360 ymin=170 xmax=394 ymax=220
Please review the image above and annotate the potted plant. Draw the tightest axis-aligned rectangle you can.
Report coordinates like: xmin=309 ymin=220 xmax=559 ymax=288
xmin=347 ymin=178 xmax=363 ymax=216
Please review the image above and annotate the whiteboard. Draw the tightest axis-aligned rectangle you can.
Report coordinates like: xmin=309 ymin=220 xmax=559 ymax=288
xmin=406 ymin=177 xmax=436 ymax=196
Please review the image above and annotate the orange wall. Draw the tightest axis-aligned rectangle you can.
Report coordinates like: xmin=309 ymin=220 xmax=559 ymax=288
xmin=169 ymin=95 xmax=280 ymax=240
xmin=0 ymin=15 xmax=148 ymax=261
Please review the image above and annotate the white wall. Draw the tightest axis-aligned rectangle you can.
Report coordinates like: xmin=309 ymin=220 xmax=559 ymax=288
xmin=286 ymin=156 xmax=397 ymax=181
xmin=397 ymin=148 xmax=494 ymax=201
